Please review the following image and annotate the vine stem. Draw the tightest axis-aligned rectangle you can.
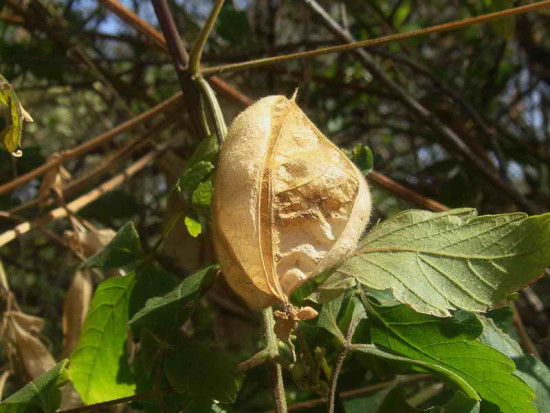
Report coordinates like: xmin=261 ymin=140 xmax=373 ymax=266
xmin=327 ymin=315 xmax=361 ymax=413
xmin=188 ymin=0 xmax=225 ymax=74
xmin=200 ymin=0 xmax=550 ymax=76
xmin=263 ymin=309 xmax=288 ymax=413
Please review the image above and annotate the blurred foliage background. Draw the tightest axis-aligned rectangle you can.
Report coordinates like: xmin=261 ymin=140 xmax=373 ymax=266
xmin=0 ymin=0 xmax=549 ymax=411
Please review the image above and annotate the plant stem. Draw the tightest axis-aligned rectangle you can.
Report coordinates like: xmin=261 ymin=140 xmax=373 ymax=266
xmin=263 ymin=309 xmax=287 ymax=413
xmin=200 ymin=1 xmax=550 ymax=76
xmin=188 ymin=0 xmax=225 ymax=74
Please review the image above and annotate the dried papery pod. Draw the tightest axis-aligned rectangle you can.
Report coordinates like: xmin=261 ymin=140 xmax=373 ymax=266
xmin=213 ymin=95 xmax=371 ymax=311
xmin=63 ymin=228 xmax=116 ymax=257
xmin=0 ymin=311 xmax=55 ymax=380
xmin=61 ymin=269 xmax=93 ymax=357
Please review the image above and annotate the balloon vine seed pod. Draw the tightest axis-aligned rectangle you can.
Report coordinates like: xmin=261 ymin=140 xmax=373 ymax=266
xmin=213 ymin=94 xmax=372 ymax=337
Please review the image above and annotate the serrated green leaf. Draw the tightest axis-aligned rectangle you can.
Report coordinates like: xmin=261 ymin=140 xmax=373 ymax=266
xmin=0 ymin=75 xmax=32 ymax=157
xmin=191 ymin=180 xmax=213 ymax=207
xmin=164 ymin=342 xmax=239 ymax=404
xmin=378 ymin=387 xmax=480 ymax=413
xmin=84 ymin=222 xmax=144 ymax=269
xmin=323 ymin=209 xmax=550 ymax=316
xmin=129 ymin=265 xmax=217 ymax=326
xmin=178 ymin=161 xmax=214 ymax=192
xmin=69 ymin=274 xmax=136 ymax=404
xmin=367 ymin=303 xmax=536 ymax=413
xmin=0 ymin=360 xmax=68 ymax=413
xmin=184 ymin=215 xmax=202 ymax=238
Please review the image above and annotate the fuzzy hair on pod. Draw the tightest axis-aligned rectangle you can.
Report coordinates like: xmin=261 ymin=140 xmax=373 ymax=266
xmin=213 ymin=95 xmax=371 ymax=310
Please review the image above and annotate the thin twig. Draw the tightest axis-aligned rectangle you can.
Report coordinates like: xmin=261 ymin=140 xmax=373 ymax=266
xmin=0 ymin=92 xmax=182 ymax=195
xmin=303 ymin=0 xmax=537 ymax=214
xmin=188 ymin=0 xmax=225 ymax=74
xmin=327 ymin=313 xmax=360 ymax=413
xmin=280 ymin=374 xmax=431 ymax=412
xmin=0 ymin=141 xmax=174 ymax=247
xmin=512 ymin=303 xmax=542 ymax=359
xmin=201 ymin=1 xmax=550 ymax=76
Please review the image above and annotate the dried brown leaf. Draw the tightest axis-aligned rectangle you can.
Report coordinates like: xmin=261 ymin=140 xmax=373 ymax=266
xmin=214 ymin=95 xmax=371 ymax=310
xmin=61 ymin=269 xmax=93 ymax=357
xmin=0 ymin=311 xmax=55 ymax=380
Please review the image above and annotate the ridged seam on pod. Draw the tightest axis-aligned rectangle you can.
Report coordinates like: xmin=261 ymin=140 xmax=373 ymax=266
xmin=213 ymin=95 xmax=372 ymax=311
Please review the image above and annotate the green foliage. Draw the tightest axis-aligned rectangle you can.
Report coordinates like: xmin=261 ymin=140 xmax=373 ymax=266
xmin=0 ymin=360 xmax=69 ymax=413
xmin=178 ymin=161 xmax=215 ymax=193
xmin=84 ymin=222 xmax=144 ymax=269
xmin=69 ymin=274 xmax=137 ymax=404
xmin=164 ymin=342 xmax=240 ymax=404
xmin=129 ymin=264 xmax=217 ymax=327
xmin=350 ymin=144 xmax=374 ymax=175
xmin=366 ymin=302 xmax=536 ymax=413
xmin=322 ymin=209 xmax=550 ymax=316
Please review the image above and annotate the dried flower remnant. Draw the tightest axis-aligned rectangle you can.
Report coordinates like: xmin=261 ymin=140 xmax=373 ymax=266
xmin=213 ymin=95 xmax=371 ymax=314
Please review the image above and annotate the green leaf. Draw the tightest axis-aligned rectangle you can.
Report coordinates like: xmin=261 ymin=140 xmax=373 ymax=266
xmin=478 ymin=316 xmax=550 ymax=412
xmin=317 ymin=294 xmax=346 ymax=343
xmin=0 ymin=74 xmax=32 ymax=157
xmin=191 ymin=180 xmax=213 ymax=207
xmin=164 ymin=342 xmax=239 ymax=404
xmin=186 ymin=133 xmax=219 ymax=168
xmin=350 ymin=144 xmax=373 ymax=175
xmin=367 ymin=303 xmax=536 ymax=413
xmin=69 ymin=274 xmax=136 ymax=404
xmin=129 ymin=263 xmax=178 ymax=333
xmin=323 ymin=209 xmax=550 ymax=316
xmin=184 ymin=215 xmax=202 ymax=238
xmin=178 ymin=161 xmax=214 ymax=193
xmin=343 ymin=385 xmax=395 ymax=413
xmin=0 ymin=360 xmax=68 ymax=413
xmin=129 ymin=265 xmax=217 ymax=326
xmin=84 ymin=222 xmax=144 ymax=269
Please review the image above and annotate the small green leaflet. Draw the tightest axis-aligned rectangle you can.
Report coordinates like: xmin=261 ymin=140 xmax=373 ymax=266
xmin=367 ymin=303 xmax=536 ymax=413
xmin=350 ymin=144 xmax=373 ymax=176
xmin=0 ymin=360 xmax=68 ymax=413
xmin=322 ymin=209 xmax=550 ymax=316
xmin=184 ymin=214 xmax=202 ymax=237
xmin=84 ymin=222 xmax=144 ymax=269
xmin=164 ymin=342 xmax=239 ymax=404
xmin=192 ymin=180 xmax=213 ymax=207
xmin=69 ymin=274 xmax=136 ymax=404
xmin=0 ymin=74 xmax=32 ymax=157
xmin=129 ymin=264 xmax=217 ymax=326
xmin=178 ymin=161 xmax=214 ymax=193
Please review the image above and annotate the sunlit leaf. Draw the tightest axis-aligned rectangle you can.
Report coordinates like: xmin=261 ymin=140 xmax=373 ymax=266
xmin=0 ymin=74 xmax=32 ymax=157
xmin=367 ymin=303 xmax=536 ymax=413
xmin=323 ymin=209 xmax=550 ymax=316
xmin=69 ymin=274 xmax=136 ymax=404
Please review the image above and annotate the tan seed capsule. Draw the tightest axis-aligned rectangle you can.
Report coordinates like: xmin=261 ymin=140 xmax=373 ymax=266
xmin=213 ymin=95 xmax=371 ymax=311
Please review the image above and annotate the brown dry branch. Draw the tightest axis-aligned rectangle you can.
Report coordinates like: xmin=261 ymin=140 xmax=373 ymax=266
xmin=0 ymin=92 xmax=182 ymax=196
xmin=0 ymin=141 xmax=174 ymax=248
xmin=201 ymin=1 xmax=550 ymax=76
xmin=98 ymin=0 xmax=252 ymax=107
xmin=303 ymin=0 xmax=538 ymax=214
xmin=8 ymin=111 xmax=179 ymax=214
xmin=280 ymin=374 xmax=431 ymax=412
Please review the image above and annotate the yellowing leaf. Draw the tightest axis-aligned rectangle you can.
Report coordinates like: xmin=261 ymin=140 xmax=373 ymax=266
xmin=0 ymin=74 xmax=32 ymax=157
